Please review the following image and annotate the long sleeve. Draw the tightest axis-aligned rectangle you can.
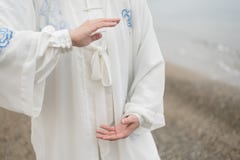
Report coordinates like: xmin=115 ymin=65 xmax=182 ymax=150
xmin=123 ymin=0 xmax=165 ymax=133
xmin=0 ymin=0 xmax=72 ymax=117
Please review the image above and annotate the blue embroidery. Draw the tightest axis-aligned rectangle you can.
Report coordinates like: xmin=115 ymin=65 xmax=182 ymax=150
xmin=39 ymin=0 xmax=68 ymax=30
xmin=122 ymin=9 xmax=132 ymax=28
xmin=0 ymin=28 xmax=13 ymax=49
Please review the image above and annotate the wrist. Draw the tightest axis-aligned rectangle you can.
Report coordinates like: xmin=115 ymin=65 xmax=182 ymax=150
xmin=68 ymin=29 xmax=77 ymax=46
xmin=123 ymin=113 xmax=143 ymax=126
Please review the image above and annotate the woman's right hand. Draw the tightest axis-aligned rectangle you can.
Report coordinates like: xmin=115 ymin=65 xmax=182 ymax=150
xmin=69 ymin=18 xmax=120 ymax=47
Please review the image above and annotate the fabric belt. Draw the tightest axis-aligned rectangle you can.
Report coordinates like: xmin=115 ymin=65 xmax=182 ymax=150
xmin=89 ymin=44 xmax=112 ymax=87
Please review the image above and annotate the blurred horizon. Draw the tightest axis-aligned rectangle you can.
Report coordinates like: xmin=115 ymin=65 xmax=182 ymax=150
xmin=148 ymin=0 xmax=240 ymax=87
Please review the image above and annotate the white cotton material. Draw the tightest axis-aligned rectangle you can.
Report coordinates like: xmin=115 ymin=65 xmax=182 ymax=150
xmin=0 ymin=0 xmax=165 ymax=160
xmin=0 ymin=1 xmax=72 ymax=117
xmin=89 ymin=44 xmax=112 ymax=86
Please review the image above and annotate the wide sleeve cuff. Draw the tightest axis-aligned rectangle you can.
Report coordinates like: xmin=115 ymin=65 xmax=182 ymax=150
xmin=20 ymin=27 xmax=73 ymax=117
xmin=48 ymin=28 xmax=72 ymax=49
xmin=123 ymin=103 xmax=166 ymax=134
xmin=20 ymin=43 xmax=46 ymax=117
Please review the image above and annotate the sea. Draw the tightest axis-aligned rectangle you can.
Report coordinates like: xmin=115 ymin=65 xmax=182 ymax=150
xmin=148 ymin=0 xmax=240 ymax=87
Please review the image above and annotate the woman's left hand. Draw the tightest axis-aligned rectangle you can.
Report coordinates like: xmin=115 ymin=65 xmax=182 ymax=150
xmin=96 ymin=115 xmax=140 ymax=141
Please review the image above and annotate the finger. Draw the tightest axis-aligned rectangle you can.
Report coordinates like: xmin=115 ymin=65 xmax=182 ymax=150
xmin=96 ymin=134 xmax=104 ymax=139
xmin=96 ymin=129 xmax=109 ymax=135
xmin=96 ymin=129 xmax=115 ymax=135
xmin=121 ymin=115 xmax=138 ymax=125
xmin=96 ymin=133 xmax=115 ymax=139
xmin=94 ymin=18 xmax=121 ymax=23
xmin=90 ymin=32 xmax=102 ymax=42
xmin=100 ymin=125 xmax=115 ymax=131
xmin=98 ymin=20 xmax=120 ymax=29
xmin=101 ymin=133 xmax=126 ymax=141
xmin=91 ymin=21 xmax=119 ymax=32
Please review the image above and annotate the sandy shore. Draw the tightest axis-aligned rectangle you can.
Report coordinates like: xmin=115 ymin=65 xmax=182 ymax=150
xmin=154 ymin=64 xmax=240 ymax=160
xmin=0 ymin=63 xmax=240 ymax=160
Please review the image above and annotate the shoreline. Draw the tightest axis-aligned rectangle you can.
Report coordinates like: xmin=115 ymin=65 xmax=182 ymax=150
xmin=165 ymin=63 xmax=240 ymax=130
xmin=153 ymin=63 xmax=240 ymax=159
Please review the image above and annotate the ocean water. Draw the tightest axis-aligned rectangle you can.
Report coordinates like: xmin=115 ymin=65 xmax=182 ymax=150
xmin=148 ymin=0 xmax=240 ymax=87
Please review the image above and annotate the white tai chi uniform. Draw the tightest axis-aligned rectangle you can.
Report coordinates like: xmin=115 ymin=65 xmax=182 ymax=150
xmin=0 ymin=0 xmax=165 ymax=160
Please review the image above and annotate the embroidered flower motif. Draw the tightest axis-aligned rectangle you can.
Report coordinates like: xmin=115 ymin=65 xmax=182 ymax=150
xmin=0 ymin=28 xmax=13 ymax=49
xmin=39 ymin=0 xmax=68 ymax=30
xmin=122 ymin=9 xmax=132 ymax=28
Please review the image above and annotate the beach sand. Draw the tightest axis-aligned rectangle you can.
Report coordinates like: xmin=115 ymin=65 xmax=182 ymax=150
xmin=0 ymin=63 xmax=239 ymax=160
xmin=153 ymin=64 xmax=240 ymax=160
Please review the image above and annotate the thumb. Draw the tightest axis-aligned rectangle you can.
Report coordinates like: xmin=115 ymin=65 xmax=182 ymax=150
xmin=90 ymin=32 xmax=102 ymax=42
xmin=121 ymin=115 xmax=137 ymax=125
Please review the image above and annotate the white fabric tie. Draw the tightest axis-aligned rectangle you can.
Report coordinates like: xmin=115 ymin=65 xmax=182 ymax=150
xmin=89 ymin=44 xmax=112 ymax=87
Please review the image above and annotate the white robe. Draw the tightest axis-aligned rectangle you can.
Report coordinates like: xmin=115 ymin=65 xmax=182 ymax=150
xmin=0 ymin=0 xmax=165 ymax=160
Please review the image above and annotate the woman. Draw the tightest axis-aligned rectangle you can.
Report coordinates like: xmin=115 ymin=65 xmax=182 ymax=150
xmin=0 ymin=0 xmax=165 ymax=159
